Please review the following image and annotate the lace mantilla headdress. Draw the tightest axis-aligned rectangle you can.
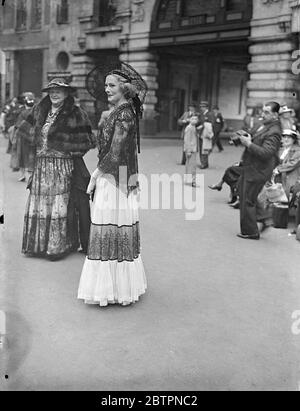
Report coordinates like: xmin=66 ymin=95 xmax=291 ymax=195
xmin=86 ymin=62 xmax=148 ymax=153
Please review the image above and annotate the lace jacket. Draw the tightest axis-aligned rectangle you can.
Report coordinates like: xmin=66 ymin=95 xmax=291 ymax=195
xmin=97 ymin=102 xmax=139 ymax=196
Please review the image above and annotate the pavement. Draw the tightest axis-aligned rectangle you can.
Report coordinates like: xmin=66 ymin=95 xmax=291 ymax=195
xmin=1 ymin=135 xmax=300 ymax=391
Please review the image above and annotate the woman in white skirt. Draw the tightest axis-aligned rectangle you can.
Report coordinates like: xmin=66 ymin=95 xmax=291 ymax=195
xmin=78 ymin=63 xmax=148 ymax=307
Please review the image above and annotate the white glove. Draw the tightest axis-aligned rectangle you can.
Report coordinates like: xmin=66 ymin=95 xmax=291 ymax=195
xmin=86 ymin=169 xmax=101 ymax=195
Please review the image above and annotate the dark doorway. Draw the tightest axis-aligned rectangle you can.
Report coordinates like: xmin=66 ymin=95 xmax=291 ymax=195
xmin=16 ymin=49 xmax=43 ymax=97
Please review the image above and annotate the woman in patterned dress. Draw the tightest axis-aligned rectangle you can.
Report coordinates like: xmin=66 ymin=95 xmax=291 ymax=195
xmin=77 ymin=65 xmax=147 ymax=306
xmin=22 ymin=78 xmax=94 ymax=261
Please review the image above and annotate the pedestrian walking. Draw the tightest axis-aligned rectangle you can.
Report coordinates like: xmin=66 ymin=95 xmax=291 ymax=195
xmin=197 ymin=101 xmax=214 ymax=169
xmin=22 ymin=78 xmax=94 ymax=261
xmin=15 ymin=92 xmax=36 ymax=182
xmin=78 ymin=62 xmax=148 ymax=307
xmin=212 ymin=105 xmax=224 ymax=152
xmin=183 ymin=115 xmax=198 ymax=187
xmin=178 ymin=102 xmax=198 ymax=165
xmin=235 ymin=101 xmax=282 ymax=240
xmin=6 ymin=97 xmax=24 ymax=170
xmin=242 ymin=105 xmax=263 ymax=133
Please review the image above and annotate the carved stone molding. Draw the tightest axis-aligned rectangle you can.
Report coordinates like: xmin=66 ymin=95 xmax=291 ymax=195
xmin=132 ymin=0 xmax=145 ymax=23
xmin=261 ymin=0 xmax=283 ymax=4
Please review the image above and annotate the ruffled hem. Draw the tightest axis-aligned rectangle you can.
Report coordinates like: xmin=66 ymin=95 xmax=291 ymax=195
xmin=77 ymin=255 xmax=147 ymax=307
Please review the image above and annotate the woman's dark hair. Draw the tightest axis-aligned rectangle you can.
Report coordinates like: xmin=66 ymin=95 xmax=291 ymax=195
xmin=265 ymin=101 xmax=280 ymax=113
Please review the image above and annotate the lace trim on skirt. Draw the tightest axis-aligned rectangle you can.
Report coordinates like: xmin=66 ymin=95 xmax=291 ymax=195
xmin=87 ymin=222 xmax=140 ymax=262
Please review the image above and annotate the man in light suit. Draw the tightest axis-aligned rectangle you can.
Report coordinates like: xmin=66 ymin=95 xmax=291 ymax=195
xmin=235 ymin=101 xmax=282 ymax=240
xmin=198 ymin=101 xmax=214 ymax=169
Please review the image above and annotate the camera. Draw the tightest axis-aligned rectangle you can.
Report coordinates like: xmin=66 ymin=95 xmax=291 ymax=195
xmin=230 ymin=130 xmax=250 ymax=147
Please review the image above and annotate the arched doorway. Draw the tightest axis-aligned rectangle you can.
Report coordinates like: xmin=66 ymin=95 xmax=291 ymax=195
xmin=150 ymin=0 xmax=253 ymax=134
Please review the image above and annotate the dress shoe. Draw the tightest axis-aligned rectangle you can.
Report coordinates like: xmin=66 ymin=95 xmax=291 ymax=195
xmin=237 ymin=233 xmax=260 ymax=240
xmin=79 ymin=249 xmax=88 ymax=255
xmin=48 ymin=252 xmax=67 ymax=262
xmin=208 ymin=184 xmax=222 ymax=191
xmin=229 ymin=199 xmax=240 ymax=209
xmin=18 ymin=176 xmax=26 ymax=182
xmin=200 ymin=165 xmax=208 ymax=169
xmin=228 ymin=196 xmax=238 ymax=205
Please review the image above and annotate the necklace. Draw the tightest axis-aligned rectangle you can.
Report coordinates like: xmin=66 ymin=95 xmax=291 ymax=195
xmin=49 ymin=104 xmax=63 ymax=118
xmin=48 ymin=111 xmax=56 ymax=118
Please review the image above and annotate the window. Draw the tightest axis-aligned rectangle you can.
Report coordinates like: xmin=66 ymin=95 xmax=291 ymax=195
xmin=16 ymin=0 xmax=27 ymax=31
xmin=183 ymin=0 xmax=218 ymax=17
xmin=3 ymin=1 xmax=15 ymax=30
xmin=56 ymin=52 xmax=69 ymax=71
xmin=97 ymin=0 xmax=116 ymax=26
xmin=226 ymin=0 xmax=244 ymax=11
xmin=31 ymin=0 xmax=42 ymax=30
xmin=57 ymin=0 xmax=68 ymax=24
xmin=44 ymin=0 xmax=51 ymax=25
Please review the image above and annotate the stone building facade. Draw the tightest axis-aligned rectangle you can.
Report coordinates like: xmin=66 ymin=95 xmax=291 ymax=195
xmin=0 ymin=0 xmax=300 ymax=135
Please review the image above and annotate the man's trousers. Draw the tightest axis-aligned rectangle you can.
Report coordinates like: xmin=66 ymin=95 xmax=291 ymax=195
xmin=239 ymin=171 xmax=271 ymax=236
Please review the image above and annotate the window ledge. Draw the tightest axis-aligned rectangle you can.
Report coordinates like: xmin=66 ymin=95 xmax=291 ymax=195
xmin=86 ymin=25 xmax=122 ymax=34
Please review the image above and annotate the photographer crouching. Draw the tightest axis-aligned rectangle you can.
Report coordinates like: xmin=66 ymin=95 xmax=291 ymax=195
xmin=231 ymin=101 xmax=282 ymax=240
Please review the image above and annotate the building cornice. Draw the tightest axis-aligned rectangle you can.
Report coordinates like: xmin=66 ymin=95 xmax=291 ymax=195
xmin=85 ymin=25 xmax=123 ymax=35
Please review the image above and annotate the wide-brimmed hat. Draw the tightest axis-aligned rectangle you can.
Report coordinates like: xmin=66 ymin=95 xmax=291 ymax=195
xmin=199 ymin=101 xmax=209 ymax=107
xmin=42 ymin=78 xmax=75 ymax=92
xmin=282 ymin=129 xmax=299 ymax=140
xmin=279 ymin=105 xmax=293 ymax=115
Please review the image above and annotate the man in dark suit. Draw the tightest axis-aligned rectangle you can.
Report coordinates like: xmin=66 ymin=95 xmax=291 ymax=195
xmin=69 ymin=157 xmax=92 ymax=254
xmin=235 ymin=101 xmax=282 ymax=239
xmin=212 ymin=105 xmax=225 ymax=152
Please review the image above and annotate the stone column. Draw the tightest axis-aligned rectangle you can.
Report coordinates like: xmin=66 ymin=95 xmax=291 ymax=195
xmin=71 ymin=51 xmax=96 ymax=122
xmin=248 ymin=39 xmax=298 ymax=109
xmin=0 ymin=50 xmax=6 ymax=105
xmin=247 ymin=0 xmax=298 ymax=109
xmin=119 ymin=50 xmax=159 ymax=135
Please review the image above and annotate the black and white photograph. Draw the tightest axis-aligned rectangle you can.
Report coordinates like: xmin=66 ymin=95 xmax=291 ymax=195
xmin=1 ymin=0 xmax=300 ymax=393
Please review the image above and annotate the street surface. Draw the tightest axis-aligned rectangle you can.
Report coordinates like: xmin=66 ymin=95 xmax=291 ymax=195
xmin=1 ymin=136 xmax=300 ymax=391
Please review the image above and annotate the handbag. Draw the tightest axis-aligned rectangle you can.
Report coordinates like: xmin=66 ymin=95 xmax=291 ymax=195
xmin=263 ymin=181 xmax=288 ymax=204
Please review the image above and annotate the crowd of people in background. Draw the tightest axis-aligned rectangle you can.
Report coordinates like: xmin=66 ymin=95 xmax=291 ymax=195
xmin=197 ymin=100 xmax=300 ymax=242
xmin=2 ymin=91 xmax=300 ymax=252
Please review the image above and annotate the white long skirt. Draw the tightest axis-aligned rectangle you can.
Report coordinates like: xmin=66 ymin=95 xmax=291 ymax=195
xmin=77 ymin=177 xmax=147 ymax=307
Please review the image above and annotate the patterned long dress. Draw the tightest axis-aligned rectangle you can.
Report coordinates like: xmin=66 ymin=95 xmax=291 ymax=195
xmin=22 ymin=110 xmax=76 ymax=258
xmin=77 ymin=103 xmax=147 ymax=306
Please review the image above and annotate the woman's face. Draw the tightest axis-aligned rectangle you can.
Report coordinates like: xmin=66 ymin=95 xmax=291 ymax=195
xmin=282 ymin=135 xmax=294 ymax=148
xmin=283 ymin=112 xmax=292 ymax=119
xmin=49 ymin=87 xmax=68 ymax=107
xmin=105 ymin=75 xmax=124 ymax=105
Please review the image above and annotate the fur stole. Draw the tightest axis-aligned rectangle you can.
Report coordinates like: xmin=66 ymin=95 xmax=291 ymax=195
xmin=26 ymin=95 xmax=95 ymax=154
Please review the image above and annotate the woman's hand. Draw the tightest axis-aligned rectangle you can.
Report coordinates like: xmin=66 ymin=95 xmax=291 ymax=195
xmin=86 ymin=169 xmax=101 ymax=196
